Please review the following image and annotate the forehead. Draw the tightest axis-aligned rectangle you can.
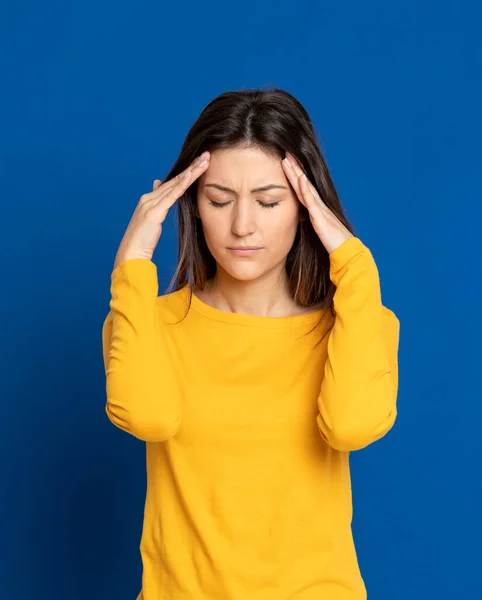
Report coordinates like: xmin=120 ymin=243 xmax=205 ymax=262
xmin=199 ymin=146 xmax=284 ymax=190
xmin=206 ymin=148 xmax=283 ymax=178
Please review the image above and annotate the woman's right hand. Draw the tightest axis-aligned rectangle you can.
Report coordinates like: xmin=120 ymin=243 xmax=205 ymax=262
xmin=113 ymin=151 xmax=210 ymax=270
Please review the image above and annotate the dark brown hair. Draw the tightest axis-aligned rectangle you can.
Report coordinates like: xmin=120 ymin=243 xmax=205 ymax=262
xmin=162 ymin=86 xmax=356 ymax=335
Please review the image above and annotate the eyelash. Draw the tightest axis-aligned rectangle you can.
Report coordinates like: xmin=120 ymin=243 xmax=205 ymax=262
xmin=208 ymin=200 xmax=280 ymax=209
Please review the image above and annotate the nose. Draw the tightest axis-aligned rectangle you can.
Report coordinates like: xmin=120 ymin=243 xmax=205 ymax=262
xmin=230 ymin=198 xmax=257 ymax=238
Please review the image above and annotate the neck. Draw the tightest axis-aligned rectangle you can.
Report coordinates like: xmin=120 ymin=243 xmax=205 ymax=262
xmin=197 ymin=263 xmax=297 ymax=318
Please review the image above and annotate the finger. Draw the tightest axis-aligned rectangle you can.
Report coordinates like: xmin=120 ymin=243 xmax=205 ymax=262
xmin=152 ymin=152 xmax=210 ymax=200
xmin=299 ymin=172 xmax=317 ymax=208
xmin=163 ymin=153 xmax=209 ymax=198
xmin=167 ymin=151 xmax=210 ymax=189
xmin=138 ymin=179 xmax=163 ymax=208
xmin=150 ymin=153 xmax=210 ymax=214
xmin=283 ymin=152 xmax=325 ymax=210
xmin=144 ymin=152 xmax=210 ymax=207
xmin=282 ymin=153 xmax=306 ymax=206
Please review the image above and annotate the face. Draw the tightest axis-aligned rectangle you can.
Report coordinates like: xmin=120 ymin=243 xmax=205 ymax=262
xmin=196 ymin=146 xmax=302 ymax=282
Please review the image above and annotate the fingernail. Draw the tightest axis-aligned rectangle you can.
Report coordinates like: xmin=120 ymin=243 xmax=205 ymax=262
xmin=284 ymin=156 xmax=292 ymax=167
xmin=199 ymin=151 xmax=210 ymax=160
xmin=199 ymin=159 xmax=208 ymax=167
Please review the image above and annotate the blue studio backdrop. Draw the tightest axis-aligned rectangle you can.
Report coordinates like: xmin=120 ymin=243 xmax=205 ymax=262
xmin=2 ymin=1 xmax=481 ymax=598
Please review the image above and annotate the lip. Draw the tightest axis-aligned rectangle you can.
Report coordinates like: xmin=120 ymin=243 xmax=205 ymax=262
xmin=228 ymin=247 xmax=263 ymax=256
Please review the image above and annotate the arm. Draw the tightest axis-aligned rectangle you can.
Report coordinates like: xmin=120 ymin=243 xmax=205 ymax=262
xmin=102 ymin=259 xmax=182 ymax=442
xmin=316 ymin=237 xmax=400 ymax=452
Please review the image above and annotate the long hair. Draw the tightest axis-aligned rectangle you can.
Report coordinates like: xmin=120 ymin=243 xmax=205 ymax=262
xmin=162 ymin=87 xmax=356 ymax=335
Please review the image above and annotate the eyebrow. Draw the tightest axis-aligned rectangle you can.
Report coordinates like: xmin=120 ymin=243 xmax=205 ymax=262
xmin=204 ymin=183 xmax=289 ymax=194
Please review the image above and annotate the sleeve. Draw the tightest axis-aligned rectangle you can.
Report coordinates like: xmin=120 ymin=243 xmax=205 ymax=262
xmin=316 ymin=236 xmax=400 ymax=452
xmin=101 ymin=259 xmax=182 ymax=442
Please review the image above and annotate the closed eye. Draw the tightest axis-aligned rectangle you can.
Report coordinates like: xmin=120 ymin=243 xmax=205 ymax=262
xmin=208 ymin=200 xmax=280 ymax=209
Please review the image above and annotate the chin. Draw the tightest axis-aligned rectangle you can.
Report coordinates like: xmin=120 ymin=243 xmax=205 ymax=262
xmin=223 ymin=262 xmax=266 ymax=282
xmin=209 ymin=252 xmax=267 ymax=282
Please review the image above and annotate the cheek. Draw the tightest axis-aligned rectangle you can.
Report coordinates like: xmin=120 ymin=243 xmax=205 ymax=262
xmin=263 ymin=213 xmax=300 ymax=251
xmin=198 ymin=210 xmax=225 ymax=242
xmin=197 ymin=209 xmax=228 ymax=258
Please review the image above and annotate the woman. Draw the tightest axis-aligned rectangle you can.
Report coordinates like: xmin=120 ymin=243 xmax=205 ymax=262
xmin=102 ymin=87 xmax=400 ymax=600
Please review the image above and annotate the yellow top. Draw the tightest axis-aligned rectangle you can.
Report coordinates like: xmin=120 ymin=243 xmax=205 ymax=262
xmin=102 ymin=236 xmax=400 ymax=600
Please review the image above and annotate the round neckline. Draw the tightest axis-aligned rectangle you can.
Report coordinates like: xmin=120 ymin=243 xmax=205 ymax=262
xmin=179 ymin=285 xmax=325 ymax=329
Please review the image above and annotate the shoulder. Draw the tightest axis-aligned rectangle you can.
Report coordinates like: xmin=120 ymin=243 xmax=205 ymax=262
xmin=156 ymin=287 xmax=190 ymax=324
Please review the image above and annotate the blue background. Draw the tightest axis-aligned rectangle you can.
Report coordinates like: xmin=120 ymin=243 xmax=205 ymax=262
xmin=2 ymin=0 xmax=481 ymax=598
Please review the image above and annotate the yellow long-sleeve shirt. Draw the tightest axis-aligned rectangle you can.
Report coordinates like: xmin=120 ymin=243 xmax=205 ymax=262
xmin=102 ymin=236 xmax=400 ymax=600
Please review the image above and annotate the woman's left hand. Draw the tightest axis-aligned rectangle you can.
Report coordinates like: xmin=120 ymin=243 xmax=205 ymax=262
xmin=282 ymin=151 xmax=354 ymax=255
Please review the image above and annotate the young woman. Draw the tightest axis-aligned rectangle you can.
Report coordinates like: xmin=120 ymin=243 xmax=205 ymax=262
xmin=102 ymin=87 xmax=400 ymax=600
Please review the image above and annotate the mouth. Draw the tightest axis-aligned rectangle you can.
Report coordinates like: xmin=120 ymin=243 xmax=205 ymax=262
xmin=227 ymin=247 xmax=263 ymax=257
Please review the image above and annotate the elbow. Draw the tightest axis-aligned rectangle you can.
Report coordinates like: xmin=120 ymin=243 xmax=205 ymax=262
xmin=105 ymin=401 xmax=182 ymax=442
xmin=318 ymin=405 xmax=397 ymax=452
xmin=318 ymin=366 xmax=399 ymax=451
xmin=129 ymin=412 xmax=182 ymax=443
